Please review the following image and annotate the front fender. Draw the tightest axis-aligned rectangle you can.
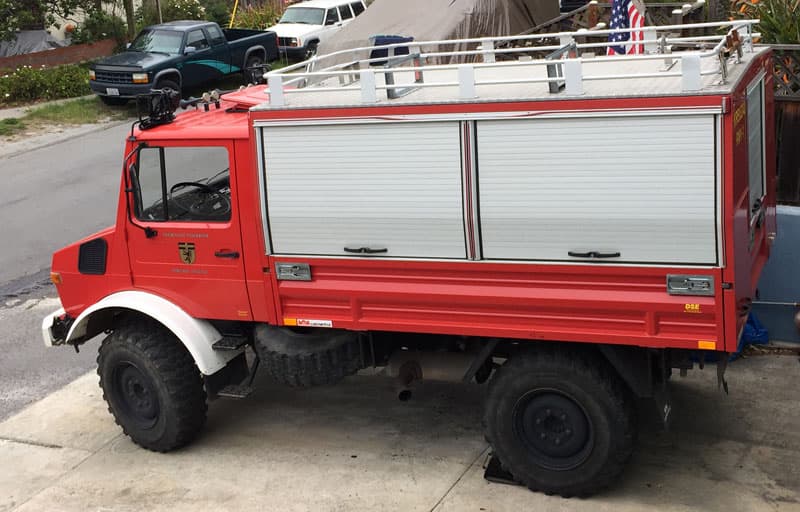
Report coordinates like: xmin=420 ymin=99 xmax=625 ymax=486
xmin=53 ymin=290 xmax=239 ymax=375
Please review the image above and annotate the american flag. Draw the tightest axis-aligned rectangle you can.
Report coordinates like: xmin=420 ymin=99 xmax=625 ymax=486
xmin=607 ymin=0 xmax=645 ymax=55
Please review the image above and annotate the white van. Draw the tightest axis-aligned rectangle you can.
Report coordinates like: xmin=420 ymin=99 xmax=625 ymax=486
xmin=267 ymin=0 xmax=367 ymax=60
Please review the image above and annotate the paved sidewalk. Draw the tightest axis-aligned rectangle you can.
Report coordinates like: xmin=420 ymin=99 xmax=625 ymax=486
xmin=0 ymin=354 xmax=798 ymax=512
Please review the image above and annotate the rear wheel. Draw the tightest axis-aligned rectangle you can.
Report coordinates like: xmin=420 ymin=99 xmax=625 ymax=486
xmin=97 ymin=319 xmax=207 ymax=452
xmin=484 ymin=347 xmax=635 ymax=497
xmin=244 ymin=54 xmax=268 ymax=84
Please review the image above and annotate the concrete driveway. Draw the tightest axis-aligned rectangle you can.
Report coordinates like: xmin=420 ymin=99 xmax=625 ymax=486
xmin=1 ymin=324 xmax=798 ymax=511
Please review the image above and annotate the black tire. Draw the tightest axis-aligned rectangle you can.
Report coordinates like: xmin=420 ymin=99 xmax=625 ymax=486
xmin=484 ymin=347 xmax=635 ymax=497
xmin=97 ymin=319 xmax=207 ymax=452
xmin=253 ymin=324 xmax=362 ymax=387
xmin=244 ymin=54 xmax=268 ymax=84
xmin=304 ymin=41 xmax=318 ymax=60
xmin=155 ymin=78 xmax=180 ymax=99
xmin=99 ymin=95 xmax=128 ymax=106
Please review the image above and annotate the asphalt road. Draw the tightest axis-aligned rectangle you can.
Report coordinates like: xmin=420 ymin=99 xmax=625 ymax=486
xmin=0 ymin=122 xmax=130 ymax=421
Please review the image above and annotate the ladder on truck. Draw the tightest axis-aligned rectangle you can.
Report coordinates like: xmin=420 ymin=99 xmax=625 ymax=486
xmin=261 ymin=19 xmax=759 ymax=107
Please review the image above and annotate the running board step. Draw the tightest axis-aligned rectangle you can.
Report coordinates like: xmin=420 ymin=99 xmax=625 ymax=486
xmin=216 ymin=384 xmax=254 ymax=399
xmin=212 ymin=335 xmax=249 ymax=351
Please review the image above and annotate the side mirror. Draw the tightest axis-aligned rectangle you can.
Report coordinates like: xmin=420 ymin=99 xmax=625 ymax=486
xmin=183 ymin=46 xmax=197 ymax=55
xmin=325 ymin=18 xmax=336 ymax=25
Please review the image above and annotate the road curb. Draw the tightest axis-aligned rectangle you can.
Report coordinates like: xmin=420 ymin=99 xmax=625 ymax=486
xmin=0 ymin=119 xmax=132 ymax=160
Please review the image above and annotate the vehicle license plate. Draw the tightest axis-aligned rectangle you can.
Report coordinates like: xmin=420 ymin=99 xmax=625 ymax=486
xmin=106 ymin=88 xmax=120 ymax=96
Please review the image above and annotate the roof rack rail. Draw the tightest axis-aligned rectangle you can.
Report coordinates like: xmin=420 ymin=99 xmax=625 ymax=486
xmin=263 ymin=20 xmax=759 ymax=107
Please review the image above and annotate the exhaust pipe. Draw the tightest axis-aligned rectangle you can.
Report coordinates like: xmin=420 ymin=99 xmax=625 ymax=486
xmin=386 ymin=350 xmax=476 ymax=400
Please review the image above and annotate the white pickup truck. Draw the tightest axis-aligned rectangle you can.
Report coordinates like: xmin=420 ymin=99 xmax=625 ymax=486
xmin=267 ymin=0 xmax=366 ymax=60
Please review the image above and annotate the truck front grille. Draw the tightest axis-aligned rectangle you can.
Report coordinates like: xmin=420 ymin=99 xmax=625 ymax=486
xmin=94 ymin=71 xmax=133 ymax=84
xmin=278 ymin=37 xmax=295 ymax=47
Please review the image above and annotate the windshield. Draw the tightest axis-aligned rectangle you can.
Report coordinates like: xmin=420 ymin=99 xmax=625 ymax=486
xmin=130 ymin=29 xmax=183 ymax=54
xmin=279 ymin=7 xmax=325 ymax=25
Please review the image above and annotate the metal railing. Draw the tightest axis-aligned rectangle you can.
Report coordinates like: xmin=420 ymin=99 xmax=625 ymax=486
xmin=262 ymin=20 xmax=759 ymax=107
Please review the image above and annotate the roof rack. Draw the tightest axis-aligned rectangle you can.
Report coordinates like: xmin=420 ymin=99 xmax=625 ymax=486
xmin=262 ymin=20 xmax=759 ymax=108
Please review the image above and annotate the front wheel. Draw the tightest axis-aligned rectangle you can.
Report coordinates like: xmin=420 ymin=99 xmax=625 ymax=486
xmin=97 ymin=319 xmax=207 ymax=452
xmin=484 ymin=347 xmax=635 ymax=497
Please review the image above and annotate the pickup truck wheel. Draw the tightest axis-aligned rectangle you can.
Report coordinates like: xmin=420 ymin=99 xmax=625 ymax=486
xmin=253 ymin=324 xmax=362 ymax=387
xmin=99 ymin=96 xmax=128 ymax=106
xmin=244 ymin=54 xmax=267 ymax=84
xmin=97 ymin=319 xmax=207 ymax=452
xmin=483 ymin=347 xmax=635 ymax=497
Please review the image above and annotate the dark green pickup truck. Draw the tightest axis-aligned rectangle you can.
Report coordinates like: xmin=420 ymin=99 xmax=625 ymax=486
xmin=89 ymin=20 xmax=278 ymax=104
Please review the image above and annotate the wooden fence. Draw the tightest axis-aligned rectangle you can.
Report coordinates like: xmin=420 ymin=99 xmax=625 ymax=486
xmin=0 ymin=39 xmax=115 ymax=71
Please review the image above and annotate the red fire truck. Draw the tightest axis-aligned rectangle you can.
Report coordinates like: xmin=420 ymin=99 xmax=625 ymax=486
xmin=43 ymin=20 xmax=774 ymax=497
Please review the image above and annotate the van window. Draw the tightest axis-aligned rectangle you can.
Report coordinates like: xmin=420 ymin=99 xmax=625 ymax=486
xmin=338 ymin=3 xmax=353 ymax=20
xmin=350 ymin=1 xmax=365 ymax=15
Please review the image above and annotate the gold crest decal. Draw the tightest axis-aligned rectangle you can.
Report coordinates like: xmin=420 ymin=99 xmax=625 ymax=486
xmin=178 ymin=242 xmax=196 ymax=264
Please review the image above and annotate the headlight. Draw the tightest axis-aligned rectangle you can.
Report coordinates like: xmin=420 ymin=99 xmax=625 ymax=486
xmin=132 ymin=72 xmax=149 ymax=84
xmin=89 ymin=69 xmax=96 ymax=80
xmin=290 ymin=38 xmax=300 ymax=47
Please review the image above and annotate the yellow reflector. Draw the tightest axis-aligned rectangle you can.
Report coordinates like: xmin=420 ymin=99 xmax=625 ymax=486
xmin=283 ymin=318 xmax=297 ymax=326
xmin=698 ymin=340 xmax=716 ymax=350
xmin=50 ymin=272 xmax=62 ymax=285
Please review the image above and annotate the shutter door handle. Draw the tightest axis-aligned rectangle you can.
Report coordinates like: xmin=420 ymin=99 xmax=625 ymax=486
xmin=343 ymin=246 xmax=388 ymax=254
xmin=568 ymin=250 xmax=621 ymax=259
xmin=215 ymin=250 xmax=240 ymax=259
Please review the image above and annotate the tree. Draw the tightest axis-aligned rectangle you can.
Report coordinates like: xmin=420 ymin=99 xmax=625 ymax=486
xmin=0 ymin=0 xmax=100 ymax=41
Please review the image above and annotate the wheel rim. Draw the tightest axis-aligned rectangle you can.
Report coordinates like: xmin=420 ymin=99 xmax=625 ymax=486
xmin=512 ymin=389 xmax=593 ymax=471
xmin=111 ymin=361 xmax=160 ymax=430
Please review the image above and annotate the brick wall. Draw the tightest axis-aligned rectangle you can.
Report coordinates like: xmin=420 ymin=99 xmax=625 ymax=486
xmin=0 ymin=39 xmax=116 ymax=71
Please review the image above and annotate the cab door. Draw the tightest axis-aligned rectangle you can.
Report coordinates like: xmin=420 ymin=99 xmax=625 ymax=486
xmin=182 ymin=29 xmax=228 ymax=88
xmin=126 ymin=142 xmax=251 ymax=321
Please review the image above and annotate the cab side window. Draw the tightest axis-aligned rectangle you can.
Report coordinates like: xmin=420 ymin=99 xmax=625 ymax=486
xmin=206 ymin=25 xmax=226 ymax=46
xmin=186 ymin=29 xmax=210 ymax=50
xmin=134 ymin=146 xmax=231 ymax=222
xmin=325 ymin=8 xmax=339 ymax=24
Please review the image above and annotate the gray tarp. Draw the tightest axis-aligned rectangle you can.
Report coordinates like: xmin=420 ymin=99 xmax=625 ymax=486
xmin=0 ymin=31 xmax=67 ymax=58
xmin=317 ymin=0 xmax=559 ymax=64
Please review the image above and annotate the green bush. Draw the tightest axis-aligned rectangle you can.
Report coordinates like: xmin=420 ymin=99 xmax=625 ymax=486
xmin=137 ymin=0 xmax=206 ymax=28
xmin=200 ymin=0 xmax=231 ymax=28
xmin=72 ymin=11 xmax=128 ymax=49
xmin=230 ymin=4 xmax=281 ymax=30
xmin=0 ymin=64 xmax=90 ymax=105
xmin=734 ymin=0 xmax=800 ymax=44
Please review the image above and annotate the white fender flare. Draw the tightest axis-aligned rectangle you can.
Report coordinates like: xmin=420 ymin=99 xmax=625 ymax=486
xmin=57 ymin=290 xmax=239 ymax=375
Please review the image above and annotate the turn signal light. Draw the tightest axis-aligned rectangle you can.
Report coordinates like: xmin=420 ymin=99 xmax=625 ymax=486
xmin=132 ymin=73 xmax=149 ymax=84
xmin=50 ymin=272 xmax=62 ymax=285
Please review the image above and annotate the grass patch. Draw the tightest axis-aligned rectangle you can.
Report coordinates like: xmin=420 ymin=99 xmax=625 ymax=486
xmin=25 ymin=97 xmax=136 ymax=124
xmin=0 ymin=118 xmax=25 ymax=136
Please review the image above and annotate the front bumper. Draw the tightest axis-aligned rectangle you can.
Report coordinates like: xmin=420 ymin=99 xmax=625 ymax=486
xmin=90 ymin=80 xmax=154 ymax=99
xmin=279 ymin=46 xmax=308 ymax=60
xmin=41 ymin=308 xmax=70 ymax=347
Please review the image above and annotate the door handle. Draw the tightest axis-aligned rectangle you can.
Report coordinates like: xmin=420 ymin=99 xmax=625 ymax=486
xmin=343 ymin=246 xmax=388 ymax=254
xmin=568 ymin=250 xmax=621 ymax=259
xmin=215 ymin=250 xmax=240 ymax=259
